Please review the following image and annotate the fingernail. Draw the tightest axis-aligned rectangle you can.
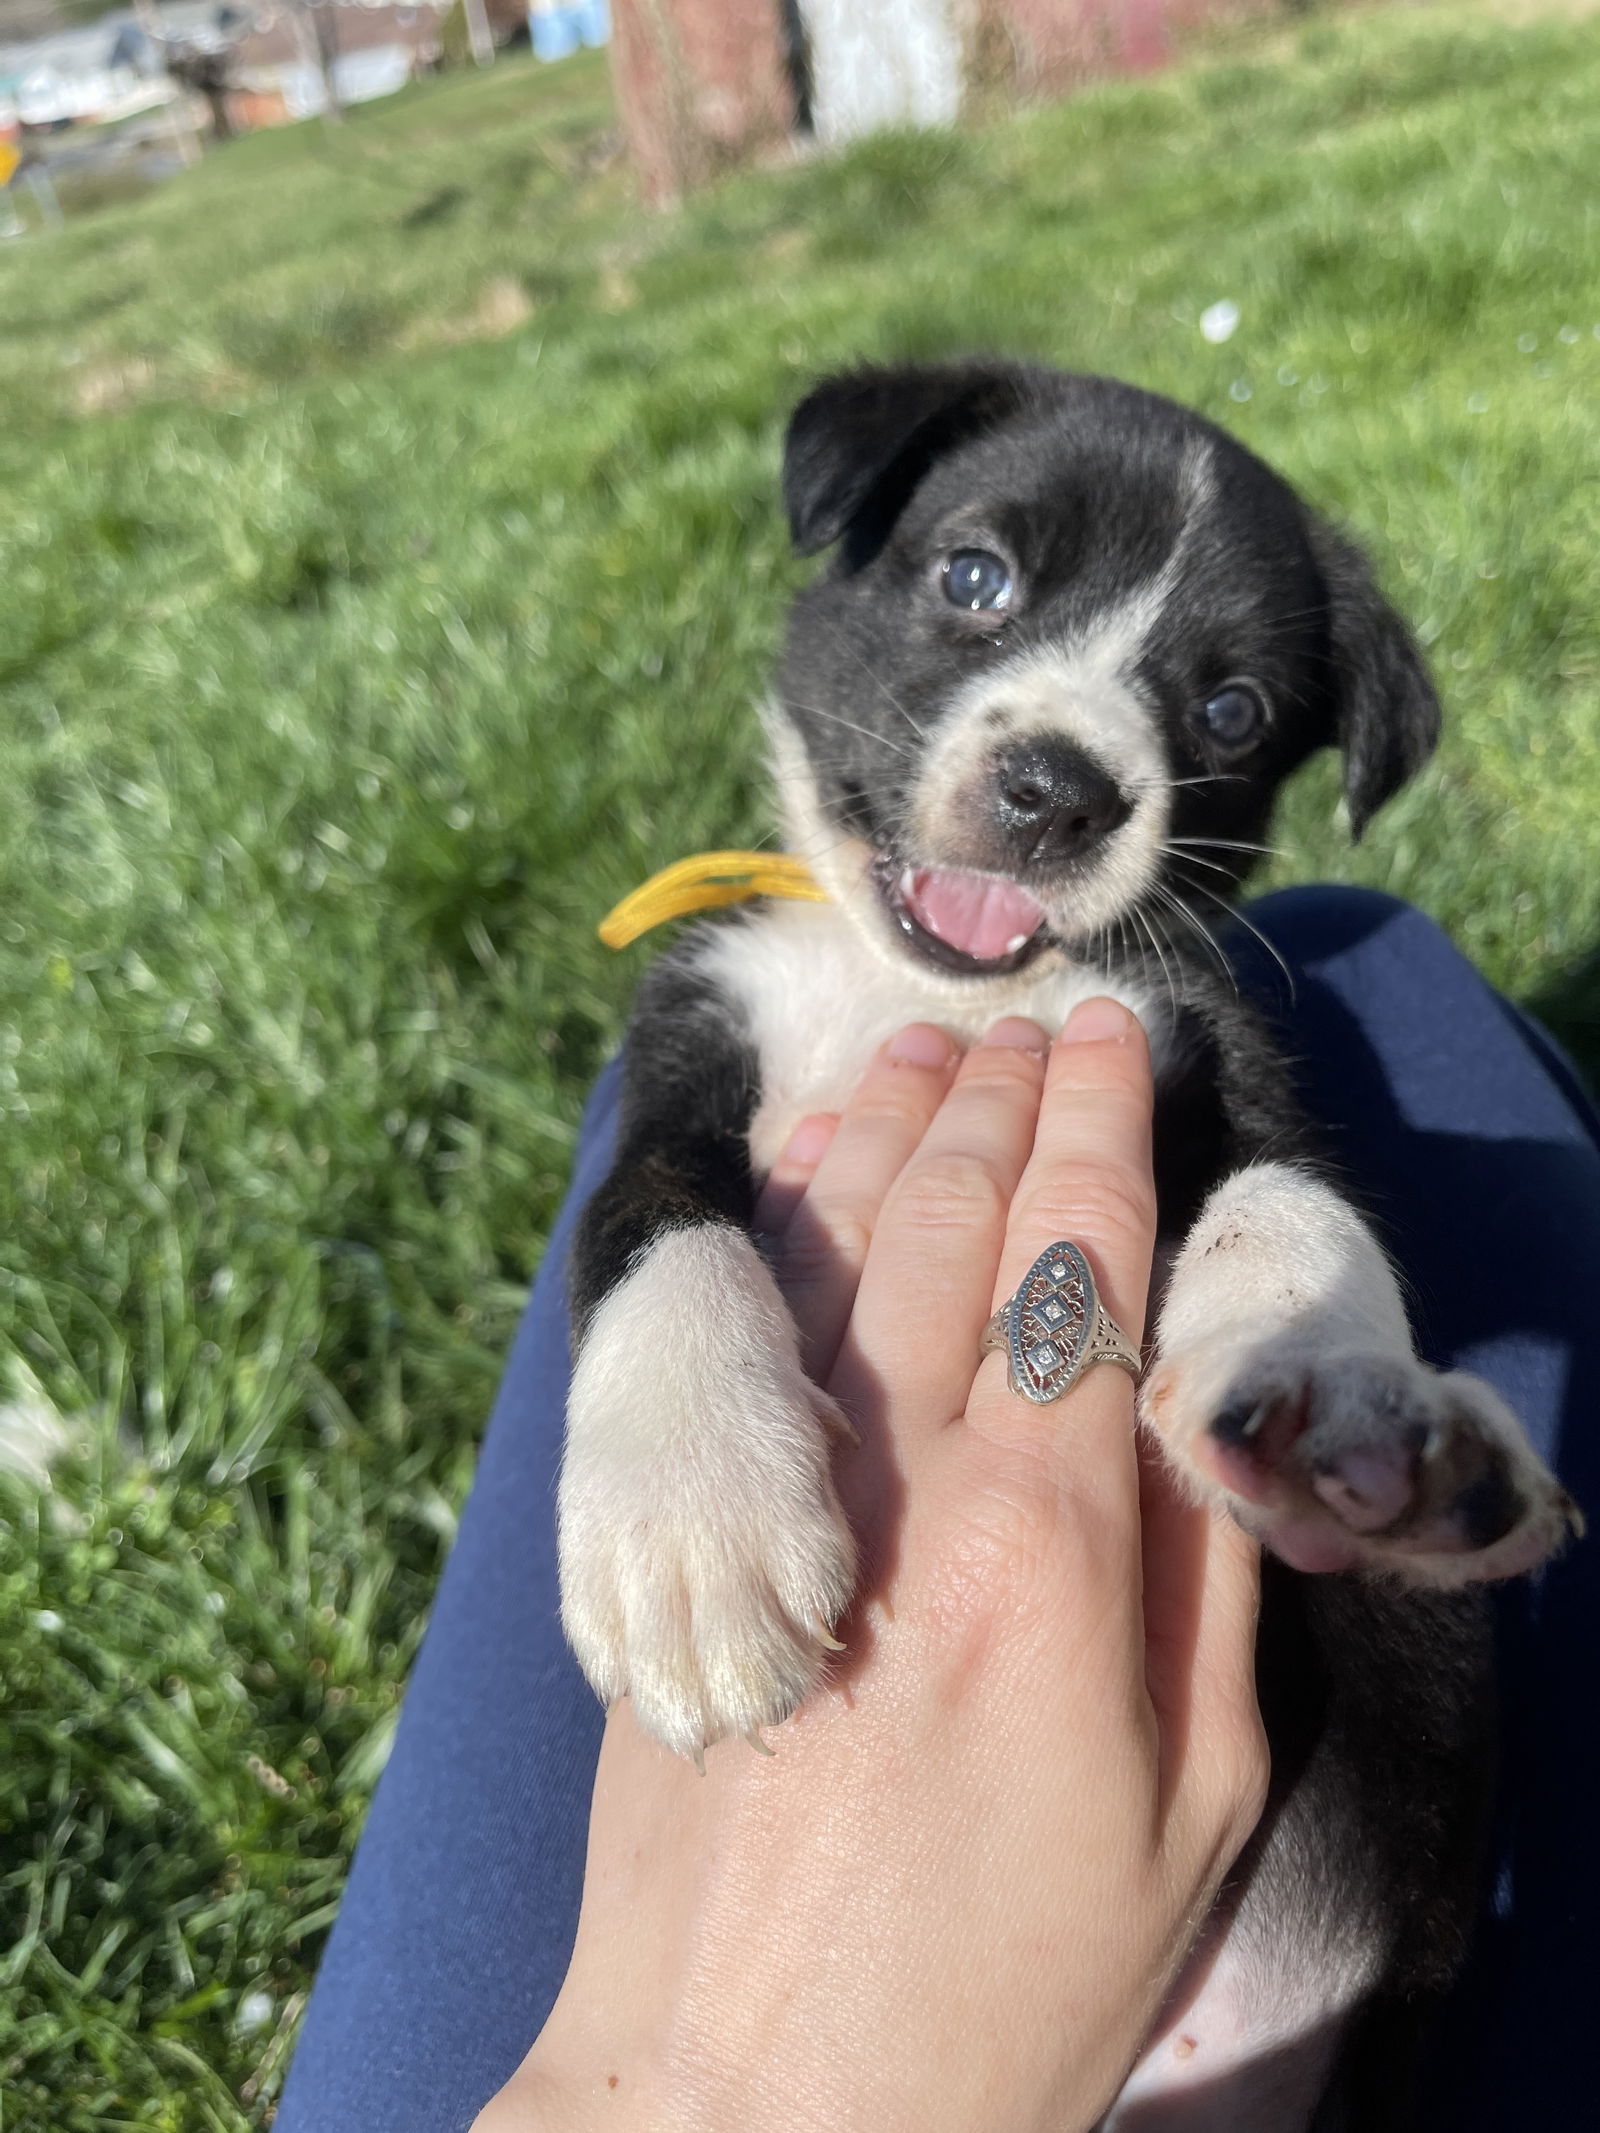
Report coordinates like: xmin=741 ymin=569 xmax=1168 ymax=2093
xmin=1061 ymin=997 xmax=1135 ymax=1046
xmin=981 ymin=1016 xmax=1050 ymax=1054
xmin=887 ymin=1023 xmax=955 ymax=1068
xmin=779 ymin=1113 xmax=836 ymax=1169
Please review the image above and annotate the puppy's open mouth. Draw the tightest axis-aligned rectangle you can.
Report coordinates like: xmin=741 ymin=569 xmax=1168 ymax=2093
xmin=874 ymin=857 xmax=1050 ymax=976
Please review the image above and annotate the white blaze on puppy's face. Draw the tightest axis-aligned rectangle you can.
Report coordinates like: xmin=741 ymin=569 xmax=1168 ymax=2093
xmin=908 ymin=626 xmax=1172 ymax=944
xmin=901 ymin=437 xmax=1215 ymax=948
xmin=764 ymin=597 xmax=1175 ymax=970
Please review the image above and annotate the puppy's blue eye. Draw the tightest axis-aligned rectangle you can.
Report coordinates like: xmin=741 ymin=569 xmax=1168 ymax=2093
xmin=1199 ymin=682 xmax=1268 ymax=751
xmin=943 ymin=550 xmax=1013 ymax=612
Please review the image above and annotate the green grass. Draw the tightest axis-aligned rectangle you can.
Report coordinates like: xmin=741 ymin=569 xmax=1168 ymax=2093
xmin=2 ymin=9 xmax=1598 ymax=2122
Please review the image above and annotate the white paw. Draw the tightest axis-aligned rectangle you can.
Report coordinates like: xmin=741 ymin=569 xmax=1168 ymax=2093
xmin=1143 ymin=1326 xmax=1582 ymax=1584
xmin=559 ymin=1224 xmax=856 ymax=1757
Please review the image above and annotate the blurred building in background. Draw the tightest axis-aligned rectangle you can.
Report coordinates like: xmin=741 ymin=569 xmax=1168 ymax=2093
xmin=0 ymin=6 xmax=188 ymax=126
xmin=228 ymin=6 xmax=449 ymax=123
xmin=0 ymin=3 xmax=472 ymax=136
xmin=609 ymin=0 xmax=1282 ymax=204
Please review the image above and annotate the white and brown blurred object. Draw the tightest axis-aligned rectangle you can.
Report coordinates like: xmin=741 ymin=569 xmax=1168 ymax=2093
xmin=610 ymin=0 xmax=1290 ymax=205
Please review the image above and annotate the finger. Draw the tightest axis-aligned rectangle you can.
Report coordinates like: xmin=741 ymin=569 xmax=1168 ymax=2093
xmin=965 ymin=997 xmax=1155 ymax=1521
xmin=830 ymin=1017 xmax=1050 ymax=1444
xmin=772 ymin=1024 xmax=961 ymax=1381
xmin=1188 ymin=1512 xmax=1263 ymax=1782
xmin=754 ymin=1112 xmax=839 ymax=1238
xmin=1169 ymin=1476 xmax=1271 ymax=1842
xmin=996 ymin=997 xmax=1157 ymax=1345
xmin=1139 ymin=1441 xmax=1266 ymax=1872
xmin=1137 ymin=1435 xmax=1256 ymax=1754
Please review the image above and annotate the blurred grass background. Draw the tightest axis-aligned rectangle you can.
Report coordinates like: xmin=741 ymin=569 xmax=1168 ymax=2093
xmin=2 ymin=4 xmax=1598 ymax=2122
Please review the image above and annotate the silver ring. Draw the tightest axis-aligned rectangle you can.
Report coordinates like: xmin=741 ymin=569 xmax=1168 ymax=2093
xmin=979 ymin=1241 xmax=1140 ymax=1405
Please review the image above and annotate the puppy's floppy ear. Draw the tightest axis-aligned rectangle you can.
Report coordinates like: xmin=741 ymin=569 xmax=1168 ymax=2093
xmin=1309 ymin=518 xmax=1442 ymax=840
xmin=783 ymin=361 xmax=1029 ymax=565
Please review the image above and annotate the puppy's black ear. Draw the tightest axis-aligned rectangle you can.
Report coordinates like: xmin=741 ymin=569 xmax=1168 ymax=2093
xmin=1311 ymin=520 xmax=1442 ymax=840
xmin=783 ymin=361 xmax=1029 ymax=564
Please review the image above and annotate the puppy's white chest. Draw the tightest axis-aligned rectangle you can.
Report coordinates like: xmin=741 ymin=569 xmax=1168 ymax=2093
xmin=697 ymin=904 xmax=1162 ymax=1175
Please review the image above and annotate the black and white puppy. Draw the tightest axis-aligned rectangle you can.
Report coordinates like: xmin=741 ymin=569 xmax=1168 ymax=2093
xmin=558 ymin=362 xmax=1578 ymax=2127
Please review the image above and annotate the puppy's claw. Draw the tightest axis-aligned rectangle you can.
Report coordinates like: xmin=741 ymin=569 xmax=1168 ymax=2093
xmin=810 ymin=1620 xmax=847 ymax=1653
xmin=745 ymin=1729 xmax=776 ymax=1756
xmin=1213 ymin=1393 xmax=1294 ymax=1450
xmin=690 ymin=1743 xmax=707 ymax=1777
xmin=818 ymin=1399 xmax=860 ymax=1449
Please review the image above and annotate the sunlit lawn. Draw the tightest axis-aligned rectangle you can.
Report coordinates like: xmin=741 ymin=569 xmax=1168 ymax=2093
xmin=2 ymin=8 xmax=1598 ymax=2123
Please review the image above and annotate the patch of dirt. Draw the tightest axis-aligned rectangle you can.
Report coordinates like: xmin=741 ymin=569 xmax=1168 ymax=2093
xmin=73 ymin=355 xmax=157 ymax=415
xmin=400 ymin=275 xmax=537 ymax=352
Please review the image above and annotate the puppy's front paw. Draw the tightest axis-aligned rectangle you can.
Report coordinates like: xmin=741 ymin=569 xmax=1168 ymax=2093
xmin=1145 ymin=1335 xmax=1582 ymax=1585
xmin=559 ymin=1224 xmax=855 ymax=1758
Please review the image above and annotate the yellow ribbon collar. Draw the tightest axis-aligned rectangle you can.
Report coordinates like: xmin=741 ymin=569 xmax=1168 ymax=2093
xmin=599 ymin=850 xmax=828 ymax=949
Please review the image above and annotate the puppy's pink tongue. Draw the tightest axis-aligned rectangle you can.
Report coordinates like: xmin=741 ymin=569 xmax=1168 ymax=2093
xmin=901 ymin=867 xmax=1045 ymax=962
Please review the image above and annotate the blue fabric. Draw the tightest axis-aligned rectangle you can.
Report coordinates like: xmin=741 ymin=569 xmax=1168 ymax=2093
xmin=1226 ymin=890 xmax=1600 ymax=2130
xmin=277 ymin=888 xmax=1599 ymax=2132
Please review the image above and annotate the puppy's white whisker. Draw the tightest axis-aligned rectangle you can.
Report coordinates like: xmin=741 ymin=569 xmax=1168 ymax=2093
xmin=790 ymin=703 xmax=918 ymax=762
xmin=1178 ymin=874 xmax=1299 ymax=1001
xmin=1161 ymin=845 xmax=1249 ymax=881
xmin=1167 ymin=834 xmax=1281 ymax=858
xmin=1130 ymin=900 xmax=1179 ymax=1023
xmin=788 ymin=823 xmax=874 ymax=870
xmin=1150 ymin=881 xmax=1241 ymax=997
xmin=1150 ymin=770 xmax=1253 ymax=790
xmin=790 ymin=756 xmax=885 ymax=786
xmin=1150 ymin=899 xmax=1204 ymax=1014
xmin=831 ymin=635 xmax=928 ymax=741
xmin=1149 ymin=915 xmax=1181 ymax=1025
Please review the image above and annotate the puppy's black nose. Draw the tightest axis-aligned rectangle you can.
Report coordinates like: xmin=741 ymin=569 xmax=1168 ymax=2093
xmin=995 ymin=739 xmax=1131 ymax=866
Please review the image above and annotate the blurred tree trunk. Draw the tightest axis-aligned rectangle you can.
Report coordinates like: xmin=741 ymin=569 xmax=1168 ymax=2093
xmin=292 ymin=0 xmax=344 ymax=125
xmin=608 ymin=0 xmax=796 ymax=205
xmin=464 ymin=0 xmax=496 ymax=66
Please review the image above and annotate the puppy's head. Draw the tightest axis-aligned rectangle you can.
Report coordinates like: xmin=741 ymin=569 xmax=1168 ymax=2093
xmin=772 ymin=360 xmax=1438 ymax=983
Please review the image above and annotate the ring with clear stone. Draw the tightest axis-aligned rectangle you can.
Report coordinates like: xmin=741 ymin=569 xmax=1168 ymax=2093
xmin=979 ymin=1240 xmax=1141 ymax=1405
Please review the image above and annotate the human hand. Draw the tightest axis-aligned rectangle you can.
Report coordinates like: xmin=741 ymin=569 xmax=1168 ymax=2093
xmin=477 ymin=1001 xmax=1266 ymax=2133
